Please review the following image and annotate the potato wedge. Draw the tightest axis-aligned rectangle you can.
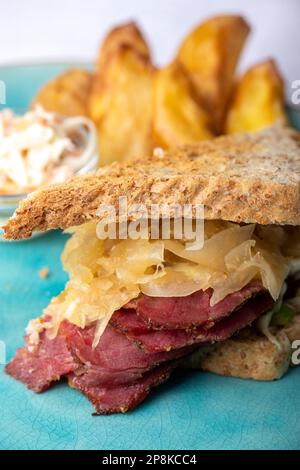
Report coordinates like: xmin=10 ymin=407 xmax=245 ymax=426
xmin=89 ymin=46 xmax=154 ymax=165
xmin=153 ymin=61 xmax=214 ymax=148
xmin=177 ymin=15 xmax=250 ymax=131
xmin=32 ymin=68 xmax=93 ymax=117
xmin=97 ymin=22 xmax=151 ymax=71
xmin=225 ymin=60 xmax=288 ymax=133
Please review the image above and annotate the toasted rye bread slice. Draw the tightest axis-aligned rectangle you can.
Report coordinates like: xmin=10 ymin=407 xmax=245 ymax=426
xmin=3 ymin=125 xmax=300 ymax=240
xmin=181 ymin=314 xmax=300 ymax=381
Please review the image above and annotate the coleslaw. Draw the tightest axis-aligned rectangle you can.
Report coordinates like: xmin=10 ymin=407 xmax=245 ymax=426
xmin=0 ymin=106 xmax=97 ymax=195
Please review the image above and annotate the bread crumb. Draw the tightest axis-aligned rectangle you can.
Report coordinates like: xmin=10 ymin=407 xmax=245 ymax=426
xmin=39 ymin=267 xmax=49 ymax=279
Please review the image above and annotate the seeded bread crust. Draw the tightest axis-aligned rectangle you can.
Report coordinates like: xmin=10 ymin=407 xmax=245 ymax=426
xmin=181 ymin=314 xmax=300 ymax=381
xmin=4 ymin=125 xmax=300 ymax=240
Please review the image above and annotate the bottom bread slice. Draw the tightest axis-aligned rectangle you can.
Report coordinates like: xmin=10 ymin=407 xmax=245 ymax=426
xmin=181 ymin=315 xmax=300 ymax=381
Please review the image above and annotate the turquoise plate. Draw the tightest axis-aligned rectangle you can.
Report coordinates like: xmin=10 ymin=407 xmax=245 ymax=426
xmin=0 ymin=64 xmax=300 ymax=450
xmin=0 ymin=62 xmax=92 ymax=113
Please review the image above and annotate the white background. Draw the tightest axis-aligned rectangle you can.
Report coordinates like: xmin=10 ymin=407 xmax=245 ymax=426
xmin=0 ymin=0 xmax=299 ymax=89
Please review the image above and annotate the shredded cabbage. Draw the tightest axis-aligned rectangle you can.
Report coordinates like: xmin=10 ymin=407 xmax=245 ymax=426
xmin=256 ymin=283 xmax=287 ymax=349
xmin=27 ymin=221 xmax=300 ymax=347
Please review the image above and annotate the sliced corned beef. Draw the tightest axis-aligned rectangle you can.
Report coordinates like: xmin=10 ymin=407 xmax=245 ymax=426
xmin=111 ymin=292 xmax=274 ymax=352
xmin=5 ymin=282 xmax=274 ymax=414
xmin=68 ymin=363 xmax=175 ymax=414
xmin=5 ymin=332 xmax=78 ymax=392
xmin=133 ymin=282 xmax=263 ymax=329
xmin=60 ymin=321 xmax=190 ymax=376
xmin=60 ymin=322 xmax=192 ymax=388
xmin=5 ymin=322 xmax=191 ymax=406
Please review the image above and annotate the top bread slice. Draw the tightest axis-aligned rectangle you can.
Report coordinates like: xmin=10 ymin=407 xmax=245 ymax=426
xmin=3 ymin=125 xmax=300 ymax=240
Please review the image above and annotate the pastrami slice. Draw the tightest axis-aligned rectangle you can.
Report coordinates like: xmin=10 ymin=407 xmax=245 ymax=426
xmin=5 ymin=320 xmax=190 ymax=397
xmin=5 ymin=332 xmax=78 ymax=392
xmin=61 ymin=321 xmax=192 ymax=375
xmin=68 ymin=363 xmax=175 ymax=415
xmin=5 ymin=285 xmax=274 ymax=413
xmin=112 ymin=292 xmax=274 ymax=353
xmin=134 ymin=282 xmax=263 ymax=329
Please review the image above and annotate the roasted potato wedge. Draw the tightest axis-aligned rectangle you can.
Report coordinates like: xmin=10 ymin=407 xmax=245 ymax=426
xmin=177 ymin=15 xmax=250 ymax=131
xmin=97 ymin=22 xmax=151 ymax=71
xmin=225 ymin=60 xmax=288 ymax=133
xmin=89 ymin=46 xmax=154 ymax=165
xmin=153 ymin=61 xmax=214 ymax=148
xmin=32 ymin=68 xmax=93 ymax=116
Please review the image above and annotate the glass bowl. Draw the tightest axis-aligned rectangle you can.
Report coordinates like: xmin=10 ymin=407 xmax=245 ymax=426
xmin=0 ymin=116 xmax=99 ymax=240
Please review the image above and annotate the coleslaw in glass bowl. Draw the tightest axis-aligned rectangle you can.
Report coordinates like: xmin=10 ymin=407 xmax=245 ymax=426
xmin=0 ymin=106 xmax=99 ymax=239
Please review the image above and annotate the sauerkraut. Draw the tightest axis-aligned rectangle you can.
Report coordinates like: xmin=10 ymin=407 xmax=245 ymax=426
xmin=27 ymin=220 xmax=300 ymax=347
